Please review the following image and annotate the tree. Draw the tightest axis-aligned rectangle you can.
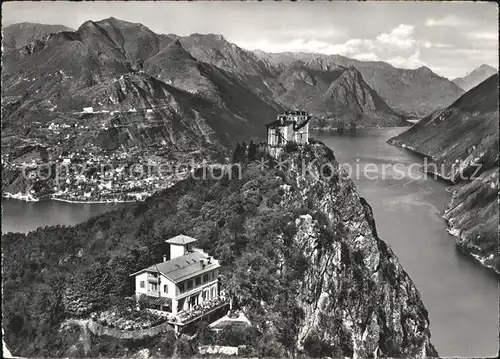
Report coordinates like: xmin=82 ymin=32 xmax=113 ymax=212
xmin=63 ymin=262 xmax=113 ymax=316
xmin=248 ymin=141 xmax=257 ymax=161
xmin=241 ymin=141 xmax=247 ymax=160
xmin=232 ymin=143 xmax=242 ymax=163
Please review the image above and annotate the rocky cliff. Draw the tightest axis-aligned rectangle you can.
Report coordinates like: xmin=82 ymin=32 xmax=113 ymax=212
xmin=314 ymin=66 xmax=409 ymax=128
xmin=278 ymin=143 xmax=437 ymax=357
xmin=387 ymin=74 xmax=499 ymax=274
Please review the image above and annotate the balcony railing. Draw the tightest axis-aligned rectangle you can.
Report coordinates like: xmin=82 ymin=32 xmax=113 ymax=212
xmin=168 ymin=296 xmax=229 ymax=325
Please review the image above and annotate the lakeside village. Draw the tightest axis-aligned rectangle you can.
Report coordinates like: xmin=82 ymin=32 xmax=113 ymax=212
xmin=2 ymin=148 xmax=192 ymax=203
xmin=2 ymin=110 xmax=312 ymax=203
xmin=1 ymin=105 xmax=205 ymax=203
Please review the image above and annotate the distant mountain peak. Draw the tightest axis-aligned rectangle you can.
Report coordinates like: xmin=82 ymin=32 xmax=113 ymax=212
xmin=452 ymin=64 xmax=498 ymax=91
xmin=96 ymin=17 xmax=152 ymax=31
xmin=188 ymin=33 xmax=228 ymax=43
xmin=326 ymin=67 xmax=367 ymax=95
xmin=2 ymin=22 xmax=74 ymax=49
xmin=335 ymin=66 xmax=363 ymax=82
xmin=477 ymin=64 xmax=496 ymax=71
xmin=164 ymin=38 xmax=191 ymax=54
xmin=77 ymin=20 xmax=105 ymax=35
xmin=317 ymin=66 xmax=401 ymax=123
xmin=416 ymin=66 xmax=433 ymax=74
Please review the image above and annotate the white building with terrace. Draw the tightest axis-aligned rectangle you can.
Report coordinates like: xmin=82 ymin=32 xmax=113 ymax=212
xmin=130 ymin=235 xmax=227 ymax=330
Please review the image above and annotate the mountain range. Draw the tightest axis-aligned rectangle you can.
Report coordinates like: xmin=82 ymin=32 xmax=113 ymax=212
xmin=2 ymin=19 xmax=284 ymax=162
xmin=3 ymin=18 xmax=463 ymax=131
xmin=388 ymin=74 xmax=499 ymax=273
xmin=2 ymin=22 xmax=73 ymax=50
xmin=253 ymin=50 xmax=465 ymax=117
xmin=2 ymin=18 xmax=469 ymax=166
xmin=452 ymin=64 xmax=497 ymax=92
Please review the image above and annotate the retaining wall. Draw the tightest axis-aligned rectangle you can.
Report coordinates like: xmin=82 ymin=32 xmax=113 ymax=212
xmin=198 ymin=345 xmax=239 ymax=355
xmin=87 ymin=319 xmax=173 ymax=340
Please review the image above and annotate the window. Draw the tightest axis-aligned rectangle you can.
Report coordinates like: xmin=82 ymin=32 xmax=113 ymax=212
xmin=164 ymin=285 xmax=168 ymax=293
xmin=203 ymin=274 xmax=209 ymax=283
xmin=150 ymin=283 xmax=158 ymax=291
xmin=140 ymin=281 xmax=145 ymax=289
xmin=195 ymin=276 xmax=201 ymax=286
xmin=187 ymin=280 xmax=193 ymax=289
xmin=178 ymin=282 xmax=185 ymax=292
xmin=212 ymin=271 xmax=216 ymax=279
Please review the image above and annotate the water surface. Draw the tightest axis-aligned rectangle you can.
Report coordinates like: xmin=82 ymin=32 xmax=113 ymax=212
xmin=1 ymin=198 xmax=127 ymax=234
xmin=314 ymin=128 xmax=498 ymax=357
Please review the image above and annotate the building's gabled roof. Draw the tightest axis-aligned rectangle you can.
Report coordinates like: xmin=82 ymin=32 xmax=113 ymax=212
xmin=266 ymin=111 xmax=310 ymax=128
xmin=130 ymin=251 xmax=220 ymax=283
xmin=286 ymin=110 xmax=308 ymax=116
xmin=165 ymin=234 xmax=198 ymax=245
xmin=266 ymin=119 xmax=295 ymax=128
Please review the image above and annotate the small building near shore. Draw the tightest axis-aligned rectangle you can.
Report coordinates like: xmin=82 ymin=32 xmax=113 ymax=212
xmin=130 ymin=235 xmax=221 ymax=315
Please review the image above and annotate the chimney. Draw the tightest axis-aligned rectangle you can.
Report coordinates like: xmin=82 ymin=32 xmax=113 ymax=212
xmin=163 ymin=255 xmax=167 ymax=262
xmin=200 ymin=259 xmax=205 ymax=269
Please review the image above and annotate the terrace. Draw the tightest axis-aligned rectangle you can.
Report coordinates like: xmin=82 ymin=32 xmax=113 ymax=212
xmin=171 ymin=296 xmax=229 ymax=326
xmin=144 ymin=295 xmax=229 ymax=327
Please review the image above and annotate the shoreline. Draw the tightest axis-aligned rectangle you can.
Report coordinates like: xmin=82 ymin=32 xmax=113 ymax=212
xmin=388 ymin=140 xmax=455 ymax=184
xmin=387 ymin=139 xmax=433 ymax=159
xmin=387 ymin=138 xmax=498 ymax=275
xmin=444 ymin=221 xmax=500 ymax=275
xmin=2 ymin=193 xmax=141 ymax=204
xmin=50 ymin=196 xmax=139 ymax=204
xmin=2 ymin=192 xmax=40 ymax=202
xmin=311 ymin=124 xmax=412 ymax=131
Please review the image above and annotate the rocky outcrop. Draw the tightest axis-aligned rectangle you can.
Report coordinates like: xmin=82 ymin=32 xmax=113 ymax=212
xmin=388 ymin=74 xmax=499 ymax=274
xmin=443 ymin=168 xmax=499 ymax=273
xmin=277 ymin=143 xmax=437 ymax=357
xmin=313 ymin=66 xmax=410 ymax=128
xmin=274 ymin=64 xmax=410 ymax=129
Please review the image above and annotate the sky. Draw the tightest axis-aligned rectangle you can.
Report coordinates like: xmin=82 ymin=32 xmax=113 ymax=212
xmin=3 ymin=1 xmax=498 ymax=79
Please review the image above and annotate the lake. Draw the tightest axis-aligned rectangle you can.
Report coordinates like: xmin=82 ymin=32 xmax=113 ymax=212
xmin=313 ymin=128 xmax=498 ymax=357
xmin=1 ymin=199 xmax=128 ymax=234
xmin=2 ymin=128 xmax=498 ymax=356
